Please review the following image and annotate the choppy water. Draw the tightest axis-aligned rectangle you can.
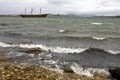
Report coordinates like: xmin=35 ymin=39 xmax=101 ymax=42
xmin=0 ymin=17 xmax=120 ymax=76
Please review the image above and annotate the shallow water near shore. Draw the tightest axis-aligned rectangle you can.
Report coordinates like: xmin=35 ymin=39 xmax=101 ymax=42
xmin=0 ymin=17 xmax=120 ymax=77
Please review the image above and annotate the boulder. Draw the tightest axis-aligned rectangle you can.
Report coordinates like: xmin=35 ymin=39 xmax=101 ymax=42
xmin=94 ymin=72 xmax=107 ymax=79
xmin=0 ymin=54 xmax=10 ymax=62
xmin=62 ymin=64 xmax=74 ymax=73
xmin=62 ymin=63 xmax=83 ymax=74
xmin=18 ymin=48 xmax=45 ymax=55
xmin=109 ymin=67 xmax=120 ymax=80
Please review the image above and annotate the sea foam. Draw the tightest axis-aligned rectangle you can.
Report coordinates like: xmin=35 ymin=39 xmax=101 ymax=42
xmin=61 ymin=62 xmax=110 ymax=77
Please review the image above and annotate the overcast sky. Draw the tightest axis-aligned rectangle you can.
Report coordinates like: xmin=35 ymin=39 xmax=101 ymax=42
xmin=0 ymin=0 xmax=120 ymax=15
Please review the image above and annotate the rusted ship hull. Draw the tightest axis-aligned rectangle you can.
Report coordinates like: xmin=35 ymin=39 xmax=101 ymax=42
xmin=20 ymin=14 xmax=48 ymax=18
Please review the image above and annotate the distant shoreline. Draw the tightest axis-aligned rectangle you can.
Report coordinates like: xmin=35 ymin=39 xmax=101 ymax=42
xmin=0 ymin=14 xmax=120 ymax=18
xmin=0 ymin=15 xmax=18 ymax=17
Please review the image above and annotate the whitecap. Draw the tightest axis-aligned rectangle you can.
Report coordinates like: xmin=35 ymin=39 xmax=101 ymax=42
xmin=92 ymin=37 xmax=106 ymax=40
xmin=48 ymin=47 xmax=87 ymax=53
xmin=58 ymin=29 xmax=66 ymax=33
xmin=106 ymin=50 xmax=120 ymax=54
xmin=0 ymin=42 xmax=11 ymax=47
xmin=90 ymin=22 xmax=102 ymax=25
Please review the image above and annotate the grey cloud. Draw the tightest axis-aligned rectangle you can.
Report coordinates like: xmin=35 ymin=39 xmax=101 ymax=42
xmin=0 ymin=0 xmax=120 ymax=15
xmin=47 ymin=0 xmax=75 ymax=5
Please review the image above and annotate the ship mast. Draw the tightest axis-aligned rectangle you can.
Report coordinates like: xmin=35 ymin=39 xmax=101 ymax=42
xmin=40 ymin=8 xmax=41 ymax=14
xmin=30 ymin=8 xmax=34 ymax=14
xmin=31 ymin=8 xmax=34 ymax=14
xmin=25 ymin=8 xmax=26 ymax=14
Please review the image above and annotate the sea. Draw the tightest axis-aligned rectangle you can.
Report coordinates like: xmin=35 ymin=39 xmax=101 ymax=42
xmin=0 ymin=17 xmax=120 ymax=76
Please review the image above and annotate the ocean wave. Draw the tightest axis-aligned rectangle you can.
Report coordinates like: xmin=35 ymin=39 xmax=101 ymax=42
xmin=0 ymin=42 xmax=88 ymax=54
xmin=17 ymin=46 xmax=120 ymax=55
xmin=0 ymin=42 xmax=120 ymax=55
xmin=3 ymin=32 xmax=22 ymax=36
xmin=18 ymin=44 xmax=88 ymax=54
xmin=86 ymin=47 xmax=120 ymax=55
xmin=59 ymin=36 xmax=120 ymax=41
xmin=59 ymin=36 xmax=107 ymax=41
xmin=0 ymin=41 xmax=120 ymax=77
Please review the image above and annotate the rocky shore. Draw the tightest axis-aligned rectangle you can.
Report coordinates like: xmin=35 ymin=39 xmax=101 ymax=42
xmin=0 ymin=48 xmax=116 ymax=80
xmin=0 ymin=62 xmax=113 ymax=80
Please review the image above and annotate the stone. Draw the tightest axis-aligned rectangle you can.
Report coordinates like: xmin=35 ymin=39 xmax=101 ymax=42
xmin=109 ymin=67 xmax=120 ymax=80
xmin=62 ymin=63 xmax=83 ymax=74
xmin=0 ymin=63 xmax=113 ymax=80
xmin=0 ymin=54 xmax=9 ymax=62
xmin=94 ymin=72 xmax=107 ymax=79
xmin=18 ymin=48 xmax=45 ymax=55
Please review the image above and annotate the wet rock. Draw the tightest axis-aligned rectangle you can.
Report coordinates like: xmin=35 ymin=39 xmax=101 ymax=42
xmin=22 ymin=66 xmax=34 ymax=72
xmin=94 ymin=72 xmax=107 ymax=79
xmin=62 ymin=63 xmax=83 ymax=74
xmin=109 ymin=67 xmax=120 ymax=80
xmin=18 ymin=48 xmax=45 ymax=55
xmin=62 ymin=63 xmax=74 ymax=73
xmin=0 ymin=54 xmax=10 ymax=62
xmin=0 ymin=55 xmax=9 ymax=62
